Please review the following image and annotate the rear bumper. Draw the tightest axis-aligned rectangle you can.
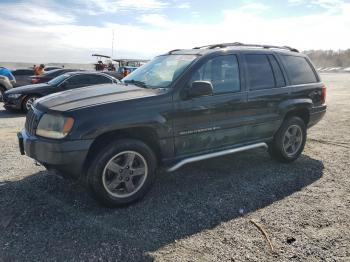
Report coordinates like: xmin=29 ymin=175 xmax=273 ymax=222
xmin=18 ymin=129 xmax=93 ymax=178
xmin=308 ymin=104 xmax=327 ymax=128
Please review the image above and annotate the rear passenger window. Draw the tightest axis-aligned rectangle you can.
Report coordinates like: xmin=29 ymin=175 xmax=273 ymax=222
xmin=281 ymin=55 xmax=317 ymax=85
xmin=90 ymin=75 xmax=112 ymax=84
xmin=190 ymin=55 xmax=240 ymax=94
xmin=268 ymin=55 xmax=286 ymax=87
xmin=245 ymin=54 xmax=275 ymax=90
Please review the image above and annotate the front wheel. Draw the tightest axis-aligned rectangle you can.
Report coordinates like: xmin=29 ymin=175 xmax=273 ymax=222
xmin=268 ymin=116 xmax=307 ymax=162
xmin=87 ymin=139 xmax=157 ymax=207
xmin=23 ymin=95 xmax=39 ymax=112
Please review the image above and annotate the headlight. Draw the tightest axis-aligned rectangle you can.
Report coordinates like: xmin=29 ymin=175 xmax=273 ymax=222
xmin=8 ymin=94 xmax=21 ymax=99
xmin=36 ymin=114 xmax=74 ymax=139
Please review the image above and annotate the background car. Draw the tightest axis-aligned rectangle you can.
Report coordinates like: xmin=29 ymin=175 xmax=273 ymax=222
xmin=3 ymin=71 xmax=119 ymax=112
xmin=0 ymin=75 xmax=14 ymax=102
xmin=30 ymin=69 xmax=80 ymax=84
xmin=44 ymin=66 xmax=63 ymax=71
xmin=11 ymin=69 xmax=34 ymax=87
xmin=110 ymin=66 xmax=139 ymax=80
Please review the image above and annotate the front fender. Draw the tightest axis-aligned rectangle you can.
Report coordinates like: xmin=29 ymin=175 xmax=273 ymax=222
xmin=81 ymin=114 xmax=169 ymax=139
xmin=68 ymin=97 xmax=173 ymax=141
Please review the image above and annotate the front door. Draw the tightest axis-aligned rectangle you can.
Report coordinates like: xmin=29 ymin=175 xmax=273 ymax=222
xmin=172 ymin=54 xmax=248 ymax=157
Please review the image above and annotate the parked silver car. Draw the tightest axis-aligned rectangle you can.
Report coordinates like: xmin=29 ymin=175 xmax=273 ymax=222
xmin=0 ymin=75 xmax=15 ymax=102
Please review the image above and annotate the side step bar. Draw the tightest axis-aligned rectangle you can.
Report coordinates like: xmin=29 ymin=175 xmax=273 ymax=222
xmin=167 ymin=142 xmax=268 ymax=172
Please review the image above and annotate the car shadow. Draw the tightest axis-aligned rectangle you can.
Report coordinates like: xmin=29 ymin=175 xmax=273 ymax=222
xmin=0 ymin=149 xmax=324 ymax=261
xmin=0 ymin=104 xmax=25 ymax=118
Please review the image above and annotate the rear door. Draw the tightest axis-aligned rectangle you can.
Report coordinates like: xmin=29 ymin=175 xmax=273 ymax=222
xmin=173 ymin=54 xmax=248 ymax=156
xmin=243 ymin=53 xmax=289 ymax=140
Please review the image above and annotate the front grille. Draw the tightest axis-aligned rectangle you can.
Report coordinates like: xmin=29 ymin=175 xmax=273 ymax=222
xmin=25 ymin=108 xmax=39 ymax=136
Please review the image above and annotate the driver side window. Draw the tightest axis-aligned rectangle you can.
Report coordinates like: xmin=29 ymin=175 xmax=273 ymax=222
xmin=190 ymin=55 xmax=240 ymax=94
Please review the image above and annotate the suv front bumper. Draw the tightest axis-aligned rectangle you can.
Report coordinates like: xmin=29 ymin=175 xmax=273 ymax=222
xmin=18 ymin=129 xmax=93 ymax=178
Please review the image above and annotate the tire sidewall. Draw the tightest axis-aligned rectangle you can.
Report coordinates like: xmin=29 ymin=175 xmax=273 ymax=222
xmin=23 ymin=95 xmax=38 ymax=112
xmin=87 ymin=139 xmax=157 ymax=207
xmin=274 ymin=117 xmax=307 ymax=161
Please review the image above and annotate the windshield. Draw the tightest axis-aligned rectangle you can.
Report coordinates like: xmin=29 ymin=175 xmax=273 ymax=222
xmin=48 ymin=74 xmax=70 ymax=86
xmin=122 ymin=54 xmax=197 ymax=88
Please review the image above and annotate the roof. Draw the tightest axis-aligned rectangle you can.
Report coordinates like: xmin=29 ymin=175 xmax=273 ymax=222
xmin=112 ymin=58 xmax=149 ymax=63
xmin=92 ymin=54 xmax=111 ymax=58
xmin=166 ymin=42 xmax=302 ymax=56
xmin=64 ymin=71 xmax=117 ymax=79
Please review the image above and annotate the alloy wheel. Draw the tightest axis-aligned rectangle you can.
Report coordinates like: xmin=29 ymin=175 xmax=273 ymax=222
xmin=282 ymin=125 xmax=303 ymax=157
xmin=25 ymin=97 xmax=37 ymax=111
xmin=102 ymin=151 xmax=148 ymax=198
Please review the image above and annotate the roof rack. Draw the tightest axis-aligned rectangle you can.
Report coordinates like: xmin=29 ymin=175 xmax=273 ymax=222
xmin=193 ymin=42 xmax=299 ymax=52
xmin=168 ymin=49 xmax=183 ymax=54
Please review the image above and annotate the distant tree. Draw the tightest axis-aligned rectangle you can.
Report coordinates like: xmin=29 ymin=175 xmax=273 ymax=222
xmin=304 ymin=49 xmax=350 ymax=68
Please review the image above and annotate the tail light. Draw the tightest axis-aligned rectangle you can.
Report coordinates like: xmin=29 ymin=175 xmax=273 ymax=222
xmin=321 ymin=85 xmax=326 ymax=104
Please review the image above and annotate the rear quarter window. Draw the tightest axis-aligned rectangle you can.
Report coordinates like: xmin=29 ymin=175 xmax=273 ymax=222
xmin=281 ymin=55 xmax=318 ymax=85
xmin=90 ymin=75 xmax=112 ymax=84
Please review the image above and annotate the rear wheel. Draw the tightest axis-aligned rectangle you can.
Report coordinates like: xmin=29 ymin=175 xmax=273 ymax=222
xmin=268 ymin=116 xmax=306 ymax=162
xmin=23 ymin=95 xmax=38 ymax=112
xmin=87 ymin=139 xmax=157 ymax=207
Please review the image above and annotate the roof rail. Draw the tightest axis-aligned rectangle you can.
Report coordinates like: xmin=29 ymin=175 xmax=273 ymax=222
xmin=168 ymin=49 xmax=183 ymax=54
xmin=193 ymin=42 xmax=299 ymax=52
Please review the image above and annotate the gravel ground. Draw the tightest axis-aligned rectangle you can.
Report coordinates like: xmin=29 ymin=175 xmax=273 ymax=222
xmin=0 ymin=73 xmax=349 ymax=262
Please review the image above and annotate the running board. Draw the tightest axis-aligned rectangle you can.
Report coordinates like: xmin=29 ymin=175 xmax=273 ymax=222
xmin=167 ymin=142 xmax=268 ymax=172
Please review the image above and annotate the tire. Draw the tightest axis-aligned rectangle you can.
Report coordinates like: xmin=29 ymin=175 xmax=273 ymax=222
xmin=0 ymin=86 xmax=5 ymax=102
xmin=23 ymin=95 xmax=38 ymax=112
xmin=87 ymin=139 xmax=157 ymax=207
xmin=268 ymin=116 xmax=307 ymax=163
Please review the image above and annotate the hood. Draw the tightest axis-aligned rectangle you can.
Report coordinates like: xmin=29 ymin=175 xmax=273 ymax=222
xmin=6 ymin=83 xmax=51 ymax=94
xmin=35 ymin=83 xmax=164 ymax=112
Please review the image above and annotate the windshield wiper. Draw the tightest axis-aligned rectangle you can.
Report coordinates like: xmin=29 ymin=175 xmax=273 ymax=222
xmin=123 ymin=79 xmax=147 ymax=88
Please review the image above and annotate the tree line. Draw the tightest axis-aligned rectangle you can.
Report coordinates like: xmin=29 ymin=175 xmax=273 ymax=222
xmin=303 ymin=49 xmax=350 ymax=68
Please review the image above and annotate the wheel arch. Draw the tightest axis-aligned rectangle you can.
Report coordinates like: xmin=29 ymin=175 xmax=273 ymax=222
xmin=21 ymin=94 xmax=41 ymax=110
xmin=83 ymin=126 xmax=162 ymax=174
xmin=279 ymin=99 xmax=312 ymax=126
xmin=284 ymin=107 xmax=310 ymax=126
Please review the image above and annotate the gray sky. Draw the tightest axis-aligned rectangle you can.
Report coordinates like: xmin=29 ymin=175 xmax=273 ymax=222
xmin=1 ymin=0 xmax=350 ymax=63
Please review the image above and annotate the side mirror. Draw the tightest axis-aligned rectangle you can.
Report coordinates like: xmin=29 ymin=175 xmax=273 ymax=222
xmin=187 ymin=81 xmax=213 ymax=98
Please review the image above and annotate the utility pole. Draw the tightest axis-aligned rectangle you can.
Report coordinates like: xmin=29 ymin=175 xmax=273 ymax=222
xmin=111 ymin=29 xmax=115 ymax=58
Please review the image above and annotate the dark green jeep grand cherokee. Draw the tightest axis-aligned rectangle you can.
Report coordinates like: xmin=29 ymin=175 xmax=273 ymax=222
xmin=18 ymin=43 xmax=327 ymax=206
